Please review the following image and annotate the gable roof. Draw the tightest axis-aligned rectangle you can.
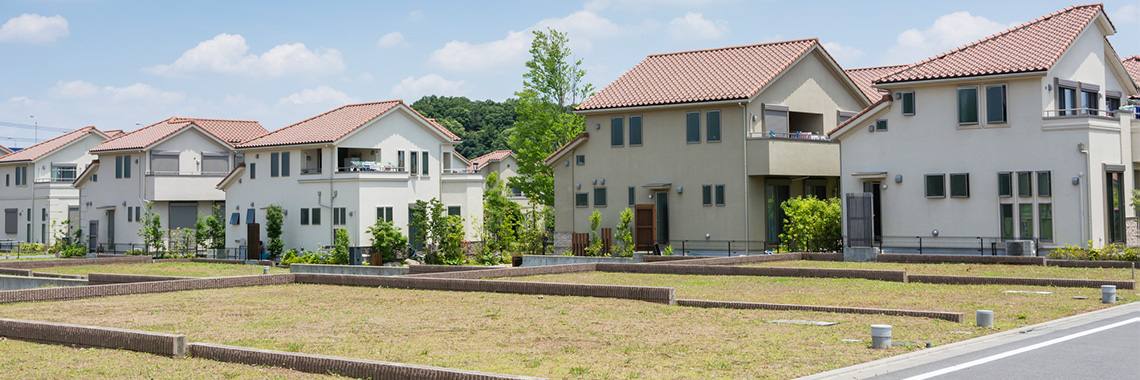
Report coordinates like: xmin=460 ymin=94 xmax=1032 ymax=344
xmin=91 ymin=117 xmax=266 ymax=153
xmin=237 ymin=100 xmax=461 ymax=149
xmin=576 ymin=38 xmax=822 ymax=111
xmin=845 ymin=65 xmax=908 ymax=100
xmin=1124 ymin=55 xmax=1140 ymax=94
xmin=0 ymin=126 xmax=106 ymax=163
xmin=827 ymin=95 xmax=892 ymax=138
xmin=544 ymin=132 xmax=590 ymax=166
xmin=0 ymin=144 xmax=12 ymax=156
xmin=877 ymin=4 xmax=1107 ymax=85
xmin=469 ymin=150 xmax=513 ymax=170
xmin=103 ymin=129 xmax=125 ymax=137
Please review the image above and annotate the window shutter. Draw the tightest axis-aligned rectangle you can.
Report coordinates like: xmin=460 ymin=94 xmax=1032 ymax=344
xmin=707 ymin=111 xmax=721 ymax=141
xmin=281 ymin=152 xmax=290 ymax=177
xmin=629 ymin=116 xmax=642 ymax=145
xmin=611 ymin=117 xmax=624 ymax=146
xmin=686 ymin=112 xmax=700 ymax=142
xmin=763 ymin=104 xmax=789 ymax=135
xmin=270 ymin=153 xmax=279 ymax=177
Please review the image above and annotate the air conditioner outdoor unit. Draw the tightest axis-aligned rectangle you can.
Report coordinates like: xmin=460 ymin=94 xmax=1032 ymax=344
xmin=1005 ymin=240 xmax=1036 ymax=256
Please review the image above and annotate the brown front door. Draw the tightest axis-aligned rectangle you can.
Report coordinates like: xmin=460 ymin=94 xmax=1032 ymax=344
xmin=246 ymin=222 xmax=261 ymax=260
xmin=634 ymin=204 xmax=656 ymax=251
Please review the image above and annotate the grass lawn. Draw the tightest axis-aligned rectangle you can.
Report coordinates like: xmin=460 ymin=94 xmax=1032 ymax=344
xmin=0 ymin=284 xmax=1019 ymax=380
xmin=35 ymin=262 xmax=290 ymax=278
xmin=0 ymin=338 xmax=341 ymax=379
xmin=747 ymin=260 xmax=1136 ymax=281
xmin=511 ymin=272 xmax=1132 ymax=327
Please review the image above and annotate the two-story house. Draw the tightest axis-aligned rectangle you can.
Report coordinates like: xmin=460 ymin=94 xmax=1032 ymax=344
xmin=830 ymin=4 xmax=1140 ymax=253
xmin=217 ymin=100 xmax=483 ymax=252
xmin=1 ymin=126 xmax=109 ymax=245
xmin=468 ymin=150 xmax=531 ymax=208
xmin=546 ymin=38 xmax=871 ymax=252
xmin=74 ymin=117 xmax=266 ymax=252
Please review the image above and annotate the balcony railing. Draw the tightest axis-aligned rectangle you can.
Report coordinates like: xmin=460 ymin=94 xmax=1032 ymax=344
xmin=442 ymin=168 xmax=478 ymax=174
xmin=1043 ymin=108 xmax=1120 ymax=119
xmin=146 ymin=170 xmax=229 ymax=176
xmin=33 ymin=177 xmax=77 ymax=184
xmin=337 ymin=166 xmax=405 ymax=173
xmin=758 ymin=130 xmax=831 ymax=142
xmin=301 ymin=168 xmax=323 ymax=175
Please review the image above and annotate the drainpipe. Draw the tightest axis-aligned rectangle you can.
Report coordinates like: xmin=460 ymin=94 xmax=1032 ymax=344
xmin=328 ymin=144 xmax=335 ymax=244
xmin=1079 ymin=143 xmax=1090 ymax=246
xmin=739 ymin=102 xmax=749 ymax=252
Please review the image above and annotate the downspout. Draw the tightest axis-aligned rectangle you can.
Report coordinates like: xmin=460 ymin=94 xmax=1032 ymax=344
xmin=328 ymin=144 xmax=335 ymax=244
xmin=1079 ymin=144 xmax=1090 ymax=246
xmin=739 ymin=102 xmax=748 ymax=252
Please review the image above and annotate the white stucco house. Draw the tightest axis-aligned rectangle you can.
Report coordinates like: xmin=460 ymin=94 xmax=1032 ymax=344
xmin=217 ymin=100 xmax=483 ymax=253
xmin=468 ymin=150 xmax=532 ymax=208
xmin=830 ymin=4 xmax=1140 ymax=253
xmin=1 ymin=126 xmax=109 ymax=246
xmin=74 ymin=117 xmax=267 ymax=252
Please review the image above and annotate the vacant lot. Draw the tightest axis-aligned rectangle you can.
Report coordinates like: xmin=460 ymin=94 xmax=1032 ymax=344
xmin=0 ymin=338 xmax=339 ymax=379
xmin=0 ymin=284 xmax=992 ymax=380
xmin=748 ymin=260 xmax=1135 ymax=281
xmin=35 ymin=262 xmax=289 ymax=278
xmin=512 ymin=272 xmax=1128 ymax=327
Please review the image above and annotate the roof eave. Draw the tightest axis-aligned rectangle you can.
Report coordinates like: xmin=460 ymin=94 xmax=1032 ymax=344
xmin=874 ymin=70 xmax=1047 ymax=88
xmin=574 ymin=98 xmax=748 ymax=115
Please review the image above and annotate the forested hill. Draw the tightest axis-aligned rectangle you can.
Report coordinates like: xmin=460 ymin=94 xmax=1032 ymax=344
xmin=411 ymin=95 xmax=518 ymax=160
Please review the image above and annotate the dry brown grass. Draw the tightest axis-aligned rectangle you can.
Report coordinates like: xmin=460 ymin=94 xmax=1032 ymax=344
xmin=748 ymin=260 xmax=1135 ymax=281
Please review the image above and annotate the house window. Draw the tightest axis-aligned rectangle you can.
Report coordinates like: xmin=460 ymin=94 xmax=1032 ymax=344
xmin=702 ymin=185 xmax=712 ymax=206
xmin=1019 ymin=204 xmax=1033 ymax=239
xmin=1000 ymin=204 xmax=1013 ymax=240
xmin=838 ymin=110 xmax=857 ymax=125
xmin=1037 ymin=171 xmax=1051 ymax=197
xmin=128 ymin=208 xmax=133 ymax=222
xmin=575 ymin=155 xmax=585 ymax=165
xmin=246 ymin=209 xmax=256 ymax=224
xmin=421 ymin=151 xmax=429 ymax=175
xmin=628 ymin=186 xmax=635 ymax=206
xmin=985 ymin=85 xmax=1007 ymax=123
xmin=51 ymin=164 xmax=77 ymax=182
xmin=124 ymin=156 xmax=131 ymax=178
xmin=249 ymin=163 xmax=256 ymax=179
xmin=1081 ymin=88 xmax=1098 ymax=116
xmin=115 ymin=156 xmax=122 ymax=178
xmin=377 ymin=207 xmax=393 ymax=222
xmin=281 ymin=152 xmax=290 ymax=177
xmin=1057 ymin=81 xmax=1077 ymax=116
xmin=150 ymin=151 xmax=179 ymax=174
xmin=333 ymin=207 xmax=347 ymax=225
xmin=4 ymin=209 xmax=16 ymax=234
xmin=957 ymin=87 xmax=979 ymax=124
xmin=950 ymin=173 xmax=969 ymax=198
xmin=230 ymin=213 xmax=240 ymax=225
xmin=1039 ymin=204 xmax=1053 ymax=241
xmin=134 ymin=207 xmax=140 ymax=222
xmin=92 ymin=174 xmax=97 ymax=182
xmin=629 ymin=116 xmax=643 ymax=146
xmin=1107 ymin=93 xmax=1122 ymax=116
xmin=998 ymin=172 xmax=1012 ymax=197
xmin=707 ymin=110 xmax=721 ymax=142
xmin=310 ymin=208 xmax=321 ymax=225
xmin=447 ymin=206 xmax=461 ymax=216
xmin=594 ymin=187 xmax=607 ymax=207
xmin=5 ymin=174 xmax=8 ymax=186
xmin=925 ymin=174 xmax=945 ymax=198
xmin=875 ymin=119 xmax=887 ymax=131
xmin=41 ymin=208 xmax=46 ymax=222
xmin=611 ymin=116 xmax=624 ymax=147
xmin=410 ymin=152 xmax=418 ymax=175
xmin=1017 ymin=172 xmax=1032 ymax=197
xmin=398 ymin=151 xmax=406 ymax=172
xmin=15 ymin=166 xmax=26 ymax=186
xmin=575 ymin=193 xmax=588 ymax=207
xmin=686 ymin=111 xmax=700 ymax=143
xmin=300 ymin=208 xmax=309 ymax=225
xmin=202 ymin=152 xmax=229 ymax=174
xmin=715 ymin=184 xmax=725 ymax=206
xmin=805 ymin=179 xmax=828 ymax=199
xmin=270 ymin=152 xmax=280 ymax=177
xmin=900 ymin=91 xmax=915 ymax=115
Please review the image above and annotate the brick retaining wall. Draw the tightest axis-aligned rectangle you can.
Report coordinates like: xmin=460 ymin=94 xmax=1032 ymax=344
xmin=294 ymin=273 xmax=675 ymax=304
xmin=191 ymin=258 xmax=276 ymax=266
xmin=0 ymin=256 xmax=151 ymax=269
xmin=641 ymin=255 xmax=704 ymax=263
xmin=0 ymin=274 xmax=295 ymax=304
xmin=188 ymin=343 xmax=541 ymax=380
xmin=651 ymin=253 xmax=804 ymax=266
xmin=87 ymin=273 xmax=193 ymax=285
xmin=407 ymin=265 xmax=501 ymax=274
xmin=0 ymin=267 xmax=32 ymax=276
xmin=407 ymin=263 xmax=598 ymax=279
xmin=879 ymin=254 xmax=1045 ymax=265
xmin=676 ymin=299 xmax=964 ymax=322
xmin=598 ymin=263 xmax=908 ymax=282
xmin=1046 ymin=260 xmax=1139 ymax=269
xmin=801 ymin=252 xmax=844 ymax=261
xmin=908 ymin=274 xmax=1134 ymax=289
xmin=30 ymin=272 xmax=85 ymax=279
xmin=0 ymin=318 xmax=186 ymax=357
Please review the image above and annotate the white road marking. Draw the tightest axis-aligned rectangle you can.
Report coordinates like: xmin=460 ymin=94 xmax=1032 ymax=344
xmin=901 ymin=317 xmax=1140 ymax=380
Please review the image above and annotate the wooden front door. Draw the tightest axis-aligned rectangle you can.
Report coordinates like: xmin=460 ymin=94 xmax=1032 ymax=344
xmin=634 ymin=204 xmax=655 ymax=251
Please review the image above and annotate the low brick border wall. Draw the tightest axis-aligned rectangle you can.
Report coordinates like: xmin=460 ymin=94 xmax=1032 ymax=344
xmin=801 ymin=252 xmax=843 ymax=261
xmin=651 ymin=253 xmax=804 ymax=266
xmin=295 ymin=273 xmax=675 ymax=305
xmin=0 ymin=318 xmax=186 ymax=357
xmin=0 ymin=256 xmax=151 ymax=269
xmin=290 ymin=264 xmax=409 ymax=277
xmin=189 ymin=343 xmax=541 ymax=380
xmin=1046 ymin=260 xmax=1139 ymax=269
xmin=598 ymin=263 xmax=908 ymax=282
xmin=191 ymin=258 xmax=276 ymax=266
xmin=908 ymin=274 xmax=1134 ymax=289
xmin=676 ymin=299 xmax=964 ymax=322
xmin=0 ymin=275 xmax=87 ymax=290
xmin=407 ymin=263 xmax=598 ymax=280
xmin=0 ymin=274 xmax=295 ymax=304
xmin=87 ymin=273 xmax=193 ymax=285
xmin=31 ymin=272 xmax=84 ymax=279
xmin=641 ymin=255 xmax=704 ymax=263
xmin=407 ymin=265 xmax=501 ymax=275
xmin=0 ymin=267 xmax=31 ymax=276
xmin=878 ymin=254 xmax=1046 ymax=266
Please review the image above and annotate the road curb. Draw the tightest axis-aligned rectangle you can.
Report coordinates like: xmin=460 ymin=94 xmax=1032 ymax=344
xmin=796 ymin=301 xmax=1140 ymax=380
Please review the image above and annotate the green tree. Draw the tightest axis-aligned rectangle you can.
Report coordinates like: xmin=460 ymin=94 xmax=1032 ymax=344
xmin=411 ymin=198 xmax=457 ymax=264
xmin=613 ymin=208 xmax=634 ymax=257
xmin=483 ymin=172 xmax=522 ymax=254
xmin=411 ymin=96 xmax=519 ymax=159
xmin=436 ymin=215 xmax=467 ymax=265
xmin=138 ymin=202 xmax=164 ymax=255
xmin=194 ymin=206 xmax=226 ymax=250
xmin=367 ymin=219 xmax=407 ymax=263
xmin=265 ymin=204 xmax=284 ymax=259
xmin=779 ymin=196 xmax=842 ymax=252
xmin=330 ymin=228 xmax=350 ymax=265
xmin=508 ymin=28 xmax=594 ymax=207
xmin=584 ymin=210 xmax=605 ymax=256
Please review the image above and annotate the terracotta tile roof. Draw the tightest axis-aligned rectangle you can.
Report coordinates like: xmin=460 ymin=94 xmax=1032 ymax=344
xmin=1124 ymin=55 xmax=1140 ymax=91
xmin=0 ymin=126 xmax=105 ymax=163
xmin=238 ymin=100 xmax=460 ymax=148
xmin=845 ymin=65 xmax=908 ymax=100
xmin=469 ymin=150 xmax=513 ymax=170
xmin=877 ymin=4 xmax=1104 ymax=84
xmin=827 ymin=95 xmax=891 ymax=137
xmin=91 ymin=117 xmax=266 ymax=153
xmin=576 ymin=38 xmax=820 ymax=111
xmin=543 ymin=132 xmax=590 ymax=165
xmin=103 ymin=129 xmax=125 ymax=137
xmin=0 ymin=144 xmax=12 ymax=155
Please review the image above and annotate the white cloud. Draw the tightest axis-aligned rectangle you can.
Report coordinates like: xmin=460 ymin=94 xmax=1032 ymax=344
xmin=884 ymin=11 xmax=1017 ymax=64
xmin=0 ymin=14 xmax=69 ymax=44
xmin=46 ymin=80 xmax=99 ymax=99
xmin=8 ymin=96 xmax=33 ymax=105
xmin=45 ymin=80 xmax=183 ymax=104
xmin=276 ymin=86 xmax=358 ymax=106
xmin=585 ymin=0 xmax=728 ymax=12
xmin=144 ymin=33 xmax=345 ymax=78
xmin=358 ymin=73 xmax=374 ymax=82
xmin=1111 ymin=4 xmax=1140 ymax=23
xmin=389 ymin=74 xmax=466 ymax=100
xmin=429 ymin=10 xmax=620 ymax=72
xmin=666 ymin=12 xmax=729 ymax=40
xmin=376 ymin=32 xmax=406 ymax=48
xmin=408 ymin=10 xmax=423 ymax=21
xmin=822 ymin=42 xmax=865 ymax=65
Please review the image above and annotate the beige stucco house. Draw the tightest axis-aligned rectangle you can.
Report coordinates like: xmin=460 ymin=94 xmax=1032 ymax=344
xmin=74 ymin=117 xmax=267 ymax=252
xmin=547 ymin=38 xmax=871 ymax=252
xmin=218 ymin=100 xmax=483 ymax=253
xmin=1 ymin=126 xmax=109 ymax=246
xmin=830 ymin=4 xmax=1140 ymax=253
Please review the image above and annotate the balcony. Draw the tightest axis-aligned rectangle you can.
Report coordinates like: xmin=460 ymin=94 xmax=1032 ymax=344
xmin=1041 ymin=108 xmax=1128 ymax=132
xmin=146 ymin=175 xmax=226 ymax=201
xmin=746 ymin=136 xmax=839 ymax=177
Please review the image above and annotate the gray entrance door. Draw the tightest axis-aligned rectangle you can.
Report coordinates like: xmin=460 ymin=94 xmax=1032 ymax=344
xmin=654 ymin=192 xmax=669 ymax=245
xmin=106 ymin=210 xmax=115 ymax=250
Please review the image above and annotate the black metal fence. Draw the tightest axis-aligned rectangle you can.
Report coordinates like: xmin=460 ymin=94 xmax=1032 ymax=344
xmin=876 ymin=236 xmax=1044 ymax=256
xmin=670 ymin=240 xmax=781 ymax=256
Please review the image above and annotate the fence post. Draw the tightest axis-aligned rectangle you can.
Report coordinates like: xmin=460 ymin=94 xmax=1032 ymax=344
xmin=978 ymin=237 xmax=983 ymax=256
xmin=682 ymin=240 xmax=686 ymax=256
xmin=728 ymin=241 xmax=732 ymax=256
xmin=917 ymin=236 xmax=922 ymax=254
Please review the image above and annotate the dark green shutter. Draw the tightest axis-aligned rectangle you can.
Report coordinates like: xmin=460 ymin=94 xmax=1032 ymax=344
xmin=611 ymin=117 xmax=623 ymax=146
xmin=707 ymin=111 xmax=720 ymax=141
xmin=686 ymin=112 xmax=700 ymax=143
xmin=629 ymin=116 xmax=642 ymax=145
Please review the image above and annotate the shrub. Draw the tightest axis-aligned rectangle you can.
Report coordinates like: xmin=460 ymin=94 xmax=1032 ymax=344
xmin=584 ymin=210 xmax=605 ymax=257
xmin=661 ymin=245 xmax=674 ymax=256
xmin=59 ymin=244 xmax=88 ymax=257
xmin=613 ymin=208 xmax=634 ymax=257
xmin=137 ymin=202 xmax=164 ymax=254
xmin=265 ymin=204 xmax=284 ymax=259
xmin=280 ymin=249 xmax=300 ymax=266
xmin=18 ymin=243 xmax=45 ymax=252
xmin=779 ymin=196 xmax=841 ymax=252
xmin=125 ymin=249 xmax=145 ymax=256
xmin=367 ymin=220 xmax=407 ymax=264
xmin=427 ymin=216 xmax=466 ymax=265
xmin=329 ymin=228 xmax=350 ymax=265
xmin=1048 ymin=241 xmax=1139 ymax=261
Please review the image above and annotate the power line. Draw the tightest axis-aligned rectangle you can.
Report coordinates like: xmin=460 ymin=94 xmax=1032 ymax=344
xmin=0 ymin=120 xmax=73 ymax=133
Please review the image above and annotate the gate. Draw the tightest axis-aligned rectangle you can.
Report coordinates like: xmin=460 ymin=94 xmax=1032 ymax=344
xmin=634 ymin=204 xmax=655 ymax=251
xmin=845 ymin=193 xmax=874 ymax=247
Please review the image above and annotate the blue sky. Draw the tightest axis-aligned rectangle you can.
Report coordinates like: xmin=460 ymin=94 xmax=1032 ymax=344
xmin=1 ymin=0 xmax=1138 ymax=147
